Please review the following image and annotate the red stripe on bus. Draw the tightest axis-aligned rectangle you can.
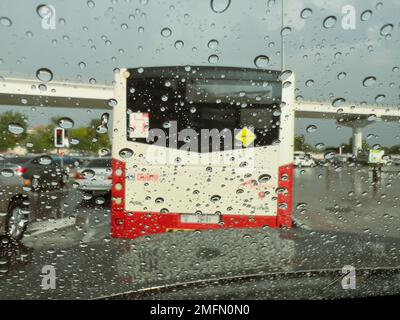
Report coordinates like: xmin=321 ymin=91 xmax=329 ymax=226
xmin=277 ymin=163 xmax=294 ymax=228
xmin=112 ymin=158 xmax=293 ymax=239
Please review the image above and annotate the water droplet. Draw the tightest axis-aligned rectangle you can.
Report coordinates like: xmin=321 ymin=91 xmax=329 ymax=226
xmin=306 ymin=125 xmax=317 ymax=133
xmin=360 ymin=10 xmax=372 ymax=21
xmin=119 ymin=148 xmax=134 ymax=159
xmin=280 ymin=26 xmax=292 ymax=36
xmin=363 ymin=76 xmax=376 ymax=87
xmin=210 ymin=0 xmax=231 ymax=13
xmin=315 ymin=142 xmax=325 ymax=150
xmin=95 ymin=197 xmax=105 ymax=205
xmin=208 ymin=54 xmax=219 ymax=64
xmin=207 ymin=39 xmax=219 ymax=49
xmin=305 ymin=79 xmax=314 ymax=87
xmin=279 ymin=70 xmax=292 ymax=81
xmin=96 ymin=125 xmax=108 ymax=134
xmin=254 ymin=55 xmax=269 ymax=68
xmin=161 ymin=27 xmax=172 ymax=37
xmin=108 ymin=99 xmax=118 ymax=107
xmin=36 ymin=68 xmax=53 ymax=82
xmin=87 ymin=0 xmax=95 ymax=8
xmin=258 ymin=174 xmax=271 ymax=183
xmin=324 ymin=152 xmax=335 ymax=160
xmin=300 ymin=8 xmax=312 ymax=19
xmin=38 ymin=156 xmax=52 ymax=165
xmin=337 ymin=72 xmax=347 ymax=80
xmin=380 ymin=24 xmax=393 ymax=36
xmin=375 ymin=94 xmax=385 ymax=103
xmin=82 ymin=169 xmax=95 ymax=179
xmin=58 ymin=117 xmax=74 ymax=129
xmin=78 ymin=61 xmax=86 ymax=69
xmin=7 ymin=123 xmax=24 ymax=135
xmin=155 ymin=197 xmax=164 ymax=203
xmin=210 ymin=195 xmax=221 ymax=202
xmin=0 ymin=17 xmax=12 ymax=27
xmin=323 ymin=16 xmax=337 ymax=29
xmin=174 ymin=40 xmax=184 ymax=49
xmin=332 ymin=97 xmax=345 ymax=108
xmin=1 ymin=169 xmax=14 ymax=178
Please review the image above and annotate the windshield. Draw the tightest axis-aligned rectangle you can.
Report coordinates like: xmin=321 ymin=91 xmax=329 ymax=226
xmin=1 ymin=0 xmax=400 ymax=304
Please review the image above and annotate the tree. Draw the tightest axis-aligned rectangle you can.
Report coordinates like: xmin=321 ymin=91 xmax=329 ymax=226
xmin=0 ymin=111 xmax=28 ymax=151
xmin=68 ymin=119 xmax=111 ymax=153
xmin=389 ymin=145 xmax=400 ymax=155
xmin=294 ymin=135 xmax=314 ymax=152
xmin=25 ymin=124 xmax=55 ymax=153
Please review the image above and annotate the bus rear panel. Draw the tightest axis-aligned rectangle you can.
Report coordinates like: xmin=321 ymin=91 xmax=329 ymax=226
xmin=112 ymin=66 xmax=294 ymax=239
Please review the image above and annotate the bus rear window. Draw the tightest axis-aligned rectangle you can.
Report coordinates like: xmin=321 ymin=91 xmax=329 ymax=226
xmin=126 ymin=68 xmax=282 ymax=151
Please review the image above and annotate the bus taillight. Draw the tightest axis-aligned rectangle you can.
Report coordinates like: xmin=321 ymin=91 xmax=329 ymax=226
xmin=112 ymin=158 xmax=126 ymax=236
xmin=277 ymin=163 xmax=294 ymax=228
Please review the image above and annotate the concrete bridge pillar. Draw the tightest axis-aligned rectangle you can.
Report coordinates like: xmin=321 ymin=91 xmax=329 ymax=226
xmin=352 ymin=126 xmax=363 ymax=157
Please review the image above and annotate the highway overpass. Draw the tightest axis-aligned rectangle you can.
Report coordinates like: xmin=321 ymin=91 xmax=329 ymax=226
xmin=1 ymin=76 xmax=400 ymax=156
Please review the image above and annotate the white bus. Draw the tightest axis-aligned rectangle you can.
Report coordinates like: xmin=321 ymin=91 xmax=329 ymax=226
xmin=111 ymin=66 xmax=295 ymax=239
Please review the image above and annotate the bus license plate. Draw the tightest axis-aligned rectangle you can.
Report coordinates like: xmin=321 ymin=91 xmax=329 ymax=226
xmin=180 ymin=214 xmax=220 ymax=224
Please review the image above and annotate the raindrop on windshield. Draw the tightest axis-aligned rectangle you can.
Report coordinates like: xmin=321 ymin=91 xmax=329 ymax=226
xmin=82 ymin=169 xmax=95 ymax=180
xmin=280 ymin=27 xmax=292 ymax=36
xmin=305 ymin=79 xmax=314 ymax=87
xmin=360 ymin=10 xmax=372 ymax=21
xmin=208 ymin=39 xmax=219 ymax=49
xmin=300 ymin=8 xmax=312 ymax=19
xmin=0 ymin=17 xmax=12 ymax=27
xmin=380 ymin=23 xmax=393 ymax=36
xmin=78 ymin=61 xmax=86 ymax=69
xmin=363 ymin=76 xmax=376 ymax=87
xmin=208 ymin=54 xmax=219 ymax=64
xmin=306 ymin=125 xmax=317 ymax=133
xmin=375 ymin=94 xmax=385 ymax=103
xmin=36 ymin=68 xmax=53 ymax=82
xmin=174 ymin=40 xmax=184 ymax=49
xmin=279 ymin=70 xmax=292 ymax=81
xmin=332 ymin=97 xmax=345 ymax=108
xmin=87 ymin=0 xmax=95 ymax=8
xmin=210 ymin=195 xmax=221 ymax=202
xmin=337 ymin=72 xmax=347 ymax=80
xmin=119 ymin=148 xmax=134 ymax=159
xmin=1 ymin=169 xmax=14 ymax=178
xmin=210 ymin=0 xmax=231 ymax=13
xmin=258 ymin=174 xmax=271 ymax=183
xmin=254 ymin=55 xmax=269 ymax=68
xmin=38 ymin=156 xmax=52 ymax=165
xmin=155 ymin=197 xmax=164 ymax=203
xmin=108 ymin=99 xmax=118 ymax=107
xmin=323 ymin=16 xmax=337 ymax=29
xmin=161 ymin=27 xmax=172 ymax=37
xmin=7 ymin=123 xmax=24 ymax=135
xmin=58 ymin=117 xmax=74 ymax=129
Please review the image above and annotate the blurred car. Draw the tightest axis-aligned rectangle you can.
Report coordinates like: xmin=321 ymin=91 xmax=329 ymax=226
xmin=0 ymin=155 xmax=69 ymax=240
xmin=294 ymin=152 xmax=316 ymax=167
xmin=74 ymin=157 xmax=112 ymax=195
xmin=0 ymin=155 xmax=69 ymax=191
xmin=50 ymin=154 xmax=80 ymax=168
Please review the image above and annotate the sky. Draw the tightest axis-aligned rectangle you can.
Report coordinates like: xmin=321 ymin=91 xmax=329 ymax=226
xmin=0 ymin=0 xmax=400 ymax=147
